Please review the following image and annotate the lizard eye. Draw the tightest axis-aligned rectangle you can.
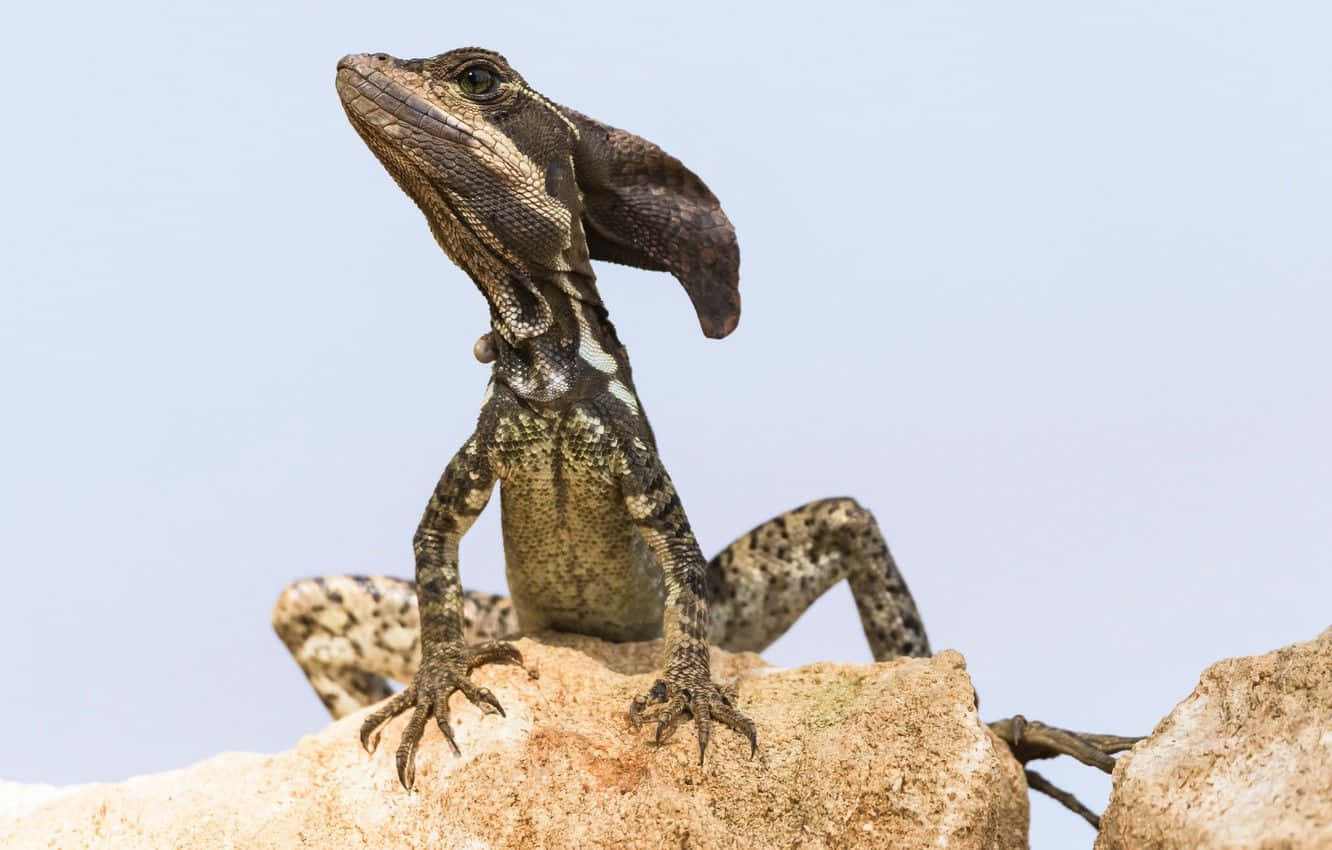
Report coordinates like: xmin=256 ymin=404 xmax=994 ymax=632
xmin=457 ymin=65 xmax=499 ymax=98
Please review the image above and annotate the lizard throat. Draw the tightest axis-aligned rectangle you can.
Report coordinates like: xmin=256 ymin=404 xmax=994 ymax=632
xmin=489 ymin=283 xmax=631 ymax=408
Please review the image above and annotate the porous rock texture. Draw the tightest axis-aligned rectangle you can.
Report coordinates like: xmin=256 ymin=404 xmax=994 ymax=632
xmin=1096 ymin=627 xmax=1332 ymax=850
xmin=1 ymin=635 xmax=1028 ymax=850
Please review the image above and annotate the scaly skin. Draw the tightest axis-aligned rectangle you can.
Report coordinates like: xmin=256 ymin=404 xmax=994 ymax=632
xmin=275 ymin=46 xmax=1138 ymax=826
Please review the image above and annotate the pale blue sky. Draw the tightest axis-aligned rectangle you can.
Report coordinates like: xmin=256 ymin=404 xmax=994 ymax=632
xmin=3 ymin=2 xmax=1329 ymax=847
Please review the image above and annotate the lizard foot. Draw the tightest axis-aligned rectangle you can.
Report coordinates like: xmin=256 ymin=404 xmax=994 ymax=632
xmin=628 ymin=674 xmax=757 ymax=764
xmin=359 ymin=639 xmax=523 ymax=790
xmin=988 ymin=714 xmax=1142 ymax=828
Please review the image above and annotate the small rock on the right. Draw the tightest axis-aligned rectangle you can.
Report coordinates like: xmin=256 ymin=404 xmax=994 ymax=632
xmin=1096 ymin=627 xmax=1332 ymax=850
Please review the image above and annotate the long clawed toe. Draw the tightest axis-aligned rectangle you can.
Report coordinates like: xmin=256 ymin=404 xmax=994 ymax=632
xmin=456 ymin=678 xmax=506 ymax=717
xmin=627 ymin=681 xmax=667 ymax=735
xmin=435 ymin=710 xmax=462 ymax=757
xmin=1024 ymin=769 xmax=1103 ymax=829
xmin=990 ymin=714 xmax=1142 ymax=772
xmin=628 ymin=677 xmax=757 ymax=764
xmin=465 ymin=640 xmax=525 ymax=672
xmin=1074 ymin=731 xmax=1141 ymax=755
xmin=716 ymin=703 xmax=758 ymax=758
xmin=988 ymin=714 xmax=1143 ymax=829
xmin=654 ymin=706 xmax=687 ymax=747
xmin=395 ymin=701 xmax=432 ymax=790
xmin=360 ymin=687 xmax=416 ymax=753
xmin=359 ymin=639 xmax=524 ymax=791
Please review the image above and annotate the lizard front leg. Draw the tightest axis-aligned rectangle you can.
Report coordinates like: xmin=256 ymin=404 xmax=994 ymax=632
xmin=357 ymin=433 xmax=523 ymax=789
xmin=616 ymin=435 xmax=756 ymax=763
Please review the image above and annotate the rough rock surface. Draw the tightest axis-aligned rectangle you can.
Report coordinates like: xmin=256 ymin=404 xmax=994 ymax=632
xmin=1 ymin=635 xmax=1028 ymax=850
xmin=1096 ymin=627 xmax=1332 ymax=850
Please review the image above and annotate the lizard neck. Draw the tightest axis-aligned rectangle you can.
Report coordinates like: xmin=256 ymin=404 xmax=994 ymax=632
xmin=488 ymin=274 xmax=639 ymax=413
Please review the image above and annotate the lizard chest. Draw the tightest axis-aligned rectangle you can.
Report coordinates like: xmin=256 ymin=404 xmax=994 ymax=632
xmin=493 ymin=408 xmax=664 ymax=641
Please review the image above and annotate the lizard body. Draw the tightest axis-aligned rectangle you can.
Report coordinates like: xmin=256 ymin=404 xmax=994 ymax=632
xmin=275 ymin=47 xmax=1135 ymax=826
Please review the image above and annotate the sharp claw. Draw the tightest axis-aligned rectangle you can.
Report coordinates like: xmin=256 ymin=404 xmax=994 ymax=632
xmin=359 ymin=688 xmax=413 ymax=755
xmin=360 ymin=721 xmax=381 ymax=754
xmin=628 ymin=697 xmax=646 ymax=728
xmin=1010 ymin=714 xmax=1027 ymax=747
xmin=695 ymin=706 xmax=712 ymax=766
xmin=435 ymin=715 xmax=461 ymax=757
xmin=395 ymin=701 xmax=431 ymax=790
xmin=396 ymin=740 xmax=415 ymax=791
xmin=476 ymin=687 xmax=505 ymax=717
xmin=655 ymin=709 xmax=685 ymax=746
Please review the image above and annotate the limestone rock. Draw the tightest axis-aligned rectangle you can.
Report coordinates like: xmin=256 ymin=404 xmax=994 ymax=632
xmin=1096 ymin=627 xmax=1332 ymax=850
xmin=1 ymin=635 xmax=1028 ymax=850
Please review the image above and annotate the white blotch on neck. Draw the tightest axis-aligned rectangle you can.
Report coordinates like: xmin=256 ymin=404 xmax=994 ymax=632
xmin=575 ymin=301 xmax=619 ymax=375
xmin=608 ymin=379 xmax=639 ymax=415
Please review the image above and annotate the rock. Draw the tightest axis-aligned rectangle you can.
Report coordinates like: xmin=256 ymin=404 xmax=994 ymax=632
xmin=1096 ymin=627 xmax=1332 ymax=850
xmin=1 ymin=635 xmax=1028 ymax=850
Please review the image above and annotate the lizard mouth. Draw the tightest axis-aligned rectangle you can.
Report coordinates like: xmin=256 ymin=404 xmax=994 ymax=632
xmin=335 ymin=57 xmax=477 ymax=149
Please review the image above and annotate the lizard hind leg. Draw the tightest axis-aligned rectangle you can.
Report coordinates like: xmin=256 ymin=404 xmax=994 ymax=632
xmin=706 ymin=497 xmax=931 ymax=662
xmin=272 ymin=575 xmax=517 ymax=719
xmin=704 ymin=500 xmax=1139 ymax=828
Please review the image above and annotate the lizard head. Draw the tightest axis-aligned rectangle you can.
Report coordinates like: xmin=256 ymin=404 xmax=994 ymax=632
xmin=336 ymin=48 xmax=740 ymax=343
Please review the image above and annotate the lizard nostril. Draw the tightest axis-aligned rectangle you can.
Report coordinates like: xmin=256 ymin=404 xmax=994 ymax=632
xmin=373 ymin=53 xmax=389 ymax=62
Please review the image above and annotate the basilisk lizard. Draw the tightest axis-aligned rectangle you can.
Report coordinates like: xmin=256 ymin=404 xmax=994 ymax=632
xmin=274 ymin=47 xmax=1135 ymax=826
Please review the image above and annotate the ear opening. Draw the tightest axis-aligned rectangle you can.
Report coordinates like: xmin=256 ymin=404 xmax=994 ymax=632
xmin=560 ymin=107 xmax=741 ymax=338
